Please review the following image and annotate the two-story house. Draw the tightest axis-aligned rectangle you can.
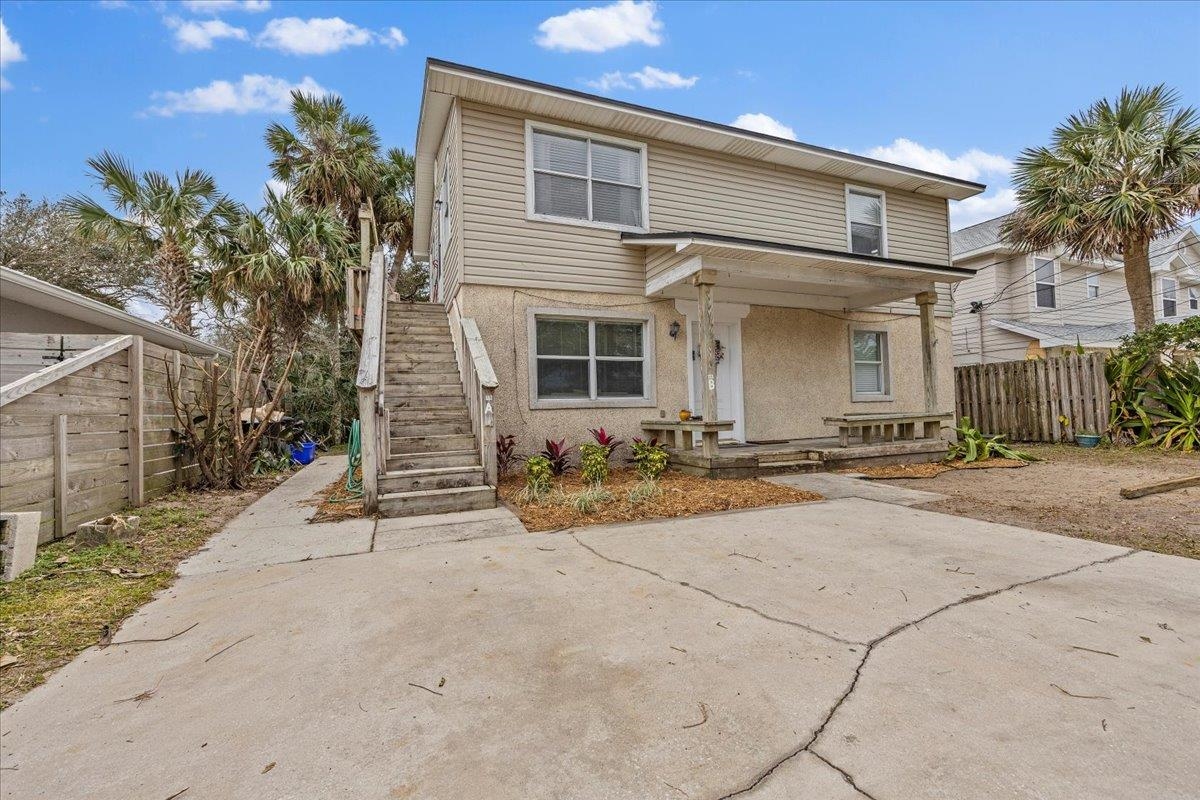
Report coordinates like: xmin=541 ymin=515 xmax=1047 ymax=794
xmin=951 ymin=214 xmax=1200 ymax=365
xmin=354 ymin=60 xmax=987 ymax=516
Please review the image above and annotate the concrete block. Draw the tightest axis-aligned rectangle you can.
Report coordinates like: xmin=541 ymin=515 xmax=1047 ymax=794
xmin=74 ymin=515 xmax=140 ymax=550
xmin=1 ymin=511 xmax=41 ymax=581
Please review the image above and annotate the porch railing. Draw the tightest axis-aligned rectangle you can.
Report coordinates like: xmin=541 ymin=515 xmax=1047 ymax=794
xmin=456 ymin=317 xmax=499 ymax=485
xmin=354 ymin=204 xmax=388 ymax=512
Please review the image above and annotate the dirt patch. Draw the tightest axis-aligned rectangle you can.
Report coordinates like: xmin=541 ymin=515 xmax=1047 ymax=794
xmin=499 ymin=468 xmax=822 ymax=532
xmin=307 ymin=468 xmax=364 ymax=524
xmin=879 ymin=444 xmax=1199 ymax=558
xmin=851 ymin=459 xmax=1030 ymax=480
xmin=0 ymin=481 xmax=272 ymax=708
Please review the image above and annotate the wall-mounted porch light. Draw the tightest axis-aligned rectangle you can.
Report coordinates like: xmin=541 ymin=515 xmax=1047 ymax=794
xmin=668 ymin=320 xmax=680 ymax=339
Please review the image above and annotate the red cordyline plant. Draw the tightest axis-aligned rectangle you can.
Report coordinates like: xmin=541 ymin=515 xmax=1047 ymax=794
xmin=588 ymin=427 xmax=623 ymax=461
xmin=495 ymin=434 xmax=518 ymax=475
xmin=539 ymin=438 xmax=574 ymax=476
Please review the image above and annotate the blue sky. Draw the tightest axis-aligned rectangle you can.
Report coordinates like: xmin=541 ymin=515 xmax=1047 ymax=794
xmin=2 ymin=0 xmax=1199 ymax=230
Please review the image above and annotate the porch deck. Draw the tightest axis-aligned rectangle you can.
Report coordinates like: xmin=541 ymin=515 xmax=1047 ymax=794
xmin=668 ymin=436 xmax=948 ymax=479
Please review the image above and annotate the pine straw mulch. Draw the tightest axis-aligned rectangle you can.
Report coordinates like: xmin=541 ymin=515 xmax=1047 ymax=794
xmin=0 ymin=481 xmax=272 ymax=709
xmin=499 ymin=468 xmax=823 ymax=532
xmin=306 ymin=468 xmax=365 ymax=523
xmin=847 ymin=458 xmax=1031 ymax=480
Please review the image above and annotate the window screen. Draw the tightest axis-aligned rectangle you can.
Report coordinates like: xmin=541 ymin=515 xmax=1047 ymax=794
xmin=1034 ymin=259 xmax=1056 ymax=308
xmin=847 ymin=190 xmax=884 ymax=256
xmin=852 ymin=330 xmax=888 ymax=396
xmin=534 ymin=317 xmax=646 ymax=401
xmin=531 ymin=129 xmax=643 ymax=227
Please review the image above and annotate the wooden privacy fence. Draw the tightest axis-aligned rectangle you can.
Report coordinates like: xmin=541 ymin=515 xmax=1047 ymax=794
xmin=954 ymin=352 xmax=1110 ymax=443
xmin=0 ymin=333 xmax=211 ymax=544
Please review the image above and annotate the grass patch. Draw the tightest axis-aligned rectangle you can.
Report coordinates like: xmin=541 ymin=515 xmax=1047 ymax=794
xmin=0 ymin=483 xmax=269 ymax=708
xmin=499 ymin=468 xmax=823 ymax=532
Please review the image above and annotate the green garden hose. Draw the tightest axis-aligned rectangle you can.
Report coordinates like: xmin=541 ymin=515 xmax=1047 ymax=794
xmin=345 ymin=419 xmax=364 ymax=498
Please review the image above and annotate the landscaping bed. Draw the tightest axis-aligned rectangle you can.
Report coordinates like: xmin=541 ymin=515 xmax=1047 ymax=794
xmin=879 ymin=444 xmax=1199 ymax=558
xmin=0 ymin=481 xmax=271 ymax=708
xmin=499 ymin=468 xmax=822 ymax=532
xmin=850 ymin=459 xmax=1030 ymax=480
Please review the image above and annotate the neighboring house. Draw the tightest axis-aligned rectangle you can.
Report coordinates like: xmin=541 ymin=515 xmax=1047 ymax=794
xmin=361 ymin=60 xmax=987 ymax=514
xmin=950 ymin=217 xmax=1200 ymax=365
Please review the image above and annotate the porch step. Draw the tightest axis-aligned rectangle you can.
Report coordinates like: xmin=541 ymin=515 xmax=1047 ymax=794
xmin=386 ymin=361 xmax=462 ymax=374
xmin=385 ymin=395 xmax=467 ymax=410
xmin=386 ymin=350 xmax=457 ymax=363
xmin=385 ymin=341 xmax=456 ymax=353
xmin=389 ymin=383 xmax=468 ymax=397
xmin=379 ymin=465 xmax=485 ymax=493
xmin=379 ymin=485 xmax=497 ymax=516
xmin=391 ymin=419 xmax=472 ymax=437
xmin=388 ymin=407 xmax=470 ymax=423
xmin=389 ymin=302 xmax=446 ymax=315
xmin=385 ymin=372 xmax=461 ymax=387
xmin=386 ymin=449 xmax=480 ymax=471
xmin=757 ymin=458 xmax=822 ymax=474
xmin=386 ymin=332 xmax=454 ymax=344
xmin=391 ymin=433 xmax=476 ymax=454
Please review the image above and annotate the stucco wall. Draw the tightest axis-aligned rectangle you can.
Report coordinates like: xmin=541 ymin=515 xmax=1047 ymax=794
xmin=457 ymin=285 xmax=954 ymax=448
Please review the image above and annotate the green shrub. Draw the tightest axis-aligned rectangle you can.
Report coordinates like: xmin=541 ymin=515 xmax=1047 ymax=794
xmin=1106 ymin=322 xmax=1200 ymax=451
xmin=570 ymin=485 xmax=613 ymax=514
xmin=946 ymin=417 xmax=1037 ymax=463
xmin=630 ymin=438 xmax=669 ymax=480
xmin=579 ymin=443 xmax=609 ymax=485
xmin=517 ymin=455 xmax=553 ymax=503
xmin=626 ymin=478 xmax=662 ymax=505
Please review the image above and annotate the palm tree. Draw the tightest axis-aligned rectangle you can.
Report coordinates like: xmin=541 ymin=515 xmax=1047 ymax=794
xmin=1001 ymin=85 xmax=1200 ymax=331
xmin=265 ymin=92 xmax=381 ymax=230
xmin=374 ymin=146 xmax=416 ymax=256
xmin=210 ymin=188 xmax=353 ymax=348
xmin=65 ymin=152 xmax=240 ymax=334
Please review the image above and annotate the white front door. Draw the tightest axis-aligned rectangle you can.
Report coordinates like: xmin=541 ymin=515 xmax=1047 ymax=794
xmin=688 ymin=320 xmax=744 ymax=442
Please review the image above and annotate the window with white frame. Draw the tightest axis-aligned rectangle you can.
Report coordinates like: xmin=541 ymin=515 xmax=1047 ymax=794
xmin=1161 ymin=277 xmax=1178 ymax=317
xmin=1034 ymin=258 xmax=1056 ymax=308
xmin=1190 ymin=287 xmax=1198 ymax=311
xmin=1086 ymin=272 xmax=1100 ymax=299
xmin=532 ymin=315 xmax=649 ymax=403
xmin=846 ymin=187 xmax=886 ymax=257
xmin=528 ymin=125 xmax=646 ymax=230
xmin=851 ymin=329 xmax=890 ymax=399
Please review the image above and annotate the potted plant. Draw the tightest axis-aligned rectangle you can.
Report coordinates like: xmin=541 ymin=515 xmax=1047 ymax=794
xmin=1075 ymin=430 xmax=1102 ymax=448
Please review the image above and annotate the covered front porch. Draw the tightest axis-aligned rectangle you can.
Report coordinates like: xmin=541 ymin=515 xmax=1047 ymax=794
xmin=623 ymin=232 xmax=974 ymax=475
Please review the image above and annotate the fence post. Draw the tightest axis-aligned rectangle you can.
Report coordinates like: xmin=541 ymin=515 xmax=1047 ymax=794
xmin=128 ymin=336 xmax=144 ymax=505
xmin=53 ymin=414 xmax=67 ymax=539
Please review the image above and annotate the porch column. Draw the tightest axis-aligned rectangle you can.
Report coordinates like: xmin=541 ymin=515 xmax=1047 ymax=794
xmin=916 ymin=290 xmax=939 ymax=413
xmin=694 ymin=271 xmax=719 ymax=457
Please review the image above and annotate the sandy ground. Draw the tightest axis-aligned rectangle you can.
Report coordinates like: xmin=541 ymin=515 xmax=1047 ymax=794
xmin=881 ymin=445 xmax=1199 ymax=558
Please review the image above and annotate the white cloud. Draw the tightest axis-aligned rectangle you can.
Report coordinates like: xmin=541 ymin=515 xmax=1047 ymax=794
xmin=263 ymin=178 xmax=288 ymax=201
xmin=181 ymin=0 xmax=270 ymax=12
xmin=950 ymin=188 xmax=1019 ymax=229
xmin=146 ymin=74 xmax=330 ymax=116
xmin=862 ymin=138 xmax=1012 ymax=182
xmin=536 ymin=0 xmax=662 ymax=53
xmin=0 ymin=18 xmax=25 ymax=91
xmin=731 ymin=112 xmax=796 ymax=141
xmin=383 ymin=26 xmax=407 ymax=48
xmin=256 ymin=16 xmax=378 ymax=55
xmin=587 ymin=65 xmax=696 ymax=92
xmin=166 ymin=17 xmax=249 ymax=51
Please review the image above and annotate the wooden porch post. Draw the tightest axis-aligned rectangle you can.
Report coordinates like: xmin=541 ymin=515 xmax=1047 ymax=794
xmin=916 ymin=291 xmax=939 ymax=413
xmin=694 ymin=271 xmax=719 ymax=457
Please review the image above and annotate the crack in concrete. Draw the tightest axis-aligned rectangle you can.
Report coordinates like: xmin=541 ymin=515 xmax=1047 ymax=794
xmin=570 ymin=533 xmax=860 ymax=646
xmin=714 ymin=548 xmax=1137 ymax=799
xmin=808 ymin=748 xmax=880 ymax=800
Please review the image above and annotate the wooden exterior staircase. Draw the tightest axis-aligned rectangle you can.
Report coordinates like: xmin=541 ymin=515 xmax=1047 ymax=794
xmin=377 ymin=301 xmax=496 ymax=516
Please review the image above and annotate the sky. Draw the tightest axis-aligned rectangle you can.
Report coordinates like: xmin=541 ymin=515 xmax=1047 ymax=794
xmin=1 ymin=0 xmax=1199 ymax=232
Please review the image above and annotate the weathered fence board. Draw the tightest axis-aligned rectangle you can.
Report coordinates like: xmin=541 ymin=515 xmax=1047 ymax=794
xmin=954 ymin=353 xmax=1109 ymax=443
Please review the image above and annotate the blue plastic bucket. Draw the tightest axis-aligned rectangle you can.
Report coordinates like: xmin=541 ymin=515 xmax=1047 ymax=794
xmin=1075 ymin=434 xmax=1101 ymax=448
xmin=291 ymin=440 xmax=317 ymax=465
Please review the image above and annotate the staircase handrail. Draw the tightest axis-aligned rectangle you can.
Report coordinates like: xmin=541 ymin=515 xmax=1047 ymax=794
xmin=458 ymin=317 xmax=499 ymax=485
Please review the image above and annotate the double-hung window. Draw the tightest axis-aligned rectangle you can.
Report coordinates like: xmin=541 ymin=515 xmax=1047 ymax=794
xmin=1190 ymin=287 xmax=1198 ymax=311
xmin=851 ymin=329 xmax=890 ymax=401
xmin=1086 ymin=272 xmax=1100 ymax=299
xmin=1034 ymin=258 xmax=1056 ymax=309
xmin=531 ymin=312 xmax=651 ymax=406
xmin=1161 ymin=277 xmax=1178 ymax=317
xmin=528 ymin=124 xmax=646 ymax=230
xmin=846 ymin=187 xmax=886 ymax=257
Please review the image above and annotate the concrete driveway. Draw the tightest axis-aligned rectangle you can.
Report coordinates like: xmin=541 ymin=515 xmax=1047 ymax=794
xmin=2 ymin=469 xmax=1197 ymax=799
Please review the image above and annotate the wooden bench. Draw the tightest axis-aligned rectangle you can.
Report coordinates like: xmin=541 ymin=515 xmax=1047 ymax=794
xmin=822 ymin=412 xmax=952 ymax=447
xmin=641 ymin=419 xmax=735 ymax=458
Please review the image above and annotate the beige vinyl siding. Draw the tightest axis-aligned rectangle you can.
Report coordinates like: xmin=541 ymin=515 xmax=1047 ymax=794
xmin=950 ymin=254 xmax=1001 ymax=365
xmin=459 ymin=102 xmax=952 ymax=296
xmin=434 ymin=100 xmax=465 ymax=304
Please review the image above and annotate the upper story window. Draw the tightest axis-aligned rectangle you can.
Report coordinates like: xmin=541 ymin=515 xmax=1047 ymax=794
xmin=1086 ymin=272 xmax=1100 ymax=299
xmin=1190 ymin=287 xmax=1198 ymax=311
xmin=851 ymin=329 xmax=891 ymax=401
xmin=526 ymin=122 xmax=647 ymax=232
xmin=1034 ymin=258 xmax=1056 ymax=308
xmin=1161 ymin=277 xmax=1177 ymax=317
xmin=846 ymin=187 xmax=887 ymax=257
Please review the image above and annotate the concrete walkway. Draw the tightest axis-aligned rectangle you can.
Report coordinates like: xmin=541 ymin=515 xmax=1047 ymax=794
xmin=2 ymin=464 xmax=1197 ymax=799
